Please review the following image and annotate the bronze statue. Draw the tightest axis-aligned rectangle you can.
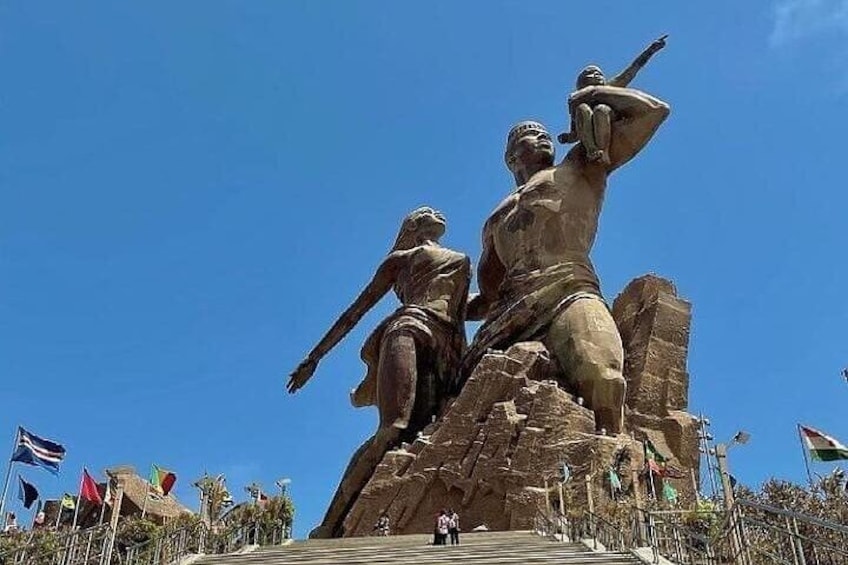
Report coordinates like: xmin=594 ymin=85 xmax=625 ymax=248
xmin=288 ymin=206 xmax=470 ymax=537
xmin=558 ymin=35 xmax=667 ymax=164
xmin=464 ymin=50 xmax=670 ymax=435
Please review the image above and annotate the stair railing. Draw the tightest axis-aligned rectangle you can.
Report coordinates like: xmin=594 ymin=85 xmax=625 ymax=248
xmin=732 ymin=499 xmax=848 ymax=565
xmin=123 ymin=523 xmax=205 ymax=565
xmin=533 ymin=509 xmax=568 ymax=542
xmin=570 ymin=510 xmax=633 ymax=552
xmin=0 ymin=524 xmax=112 ymax=565
xmin=638 ymin=507 xmax=722 ymax=565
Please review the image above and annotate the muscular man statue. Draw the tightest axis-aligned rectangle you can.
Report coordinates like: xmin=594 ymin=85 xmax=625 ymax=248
xmin=464 ymin=85 xmax=670 ymax=435
xmin=288 ymin=206 xmax=470 ymax=536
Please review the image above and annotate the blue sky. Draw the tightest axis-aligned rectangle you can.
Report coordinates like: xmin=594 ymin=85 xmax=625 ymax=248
xmin=1 ymin=1 xmax=847 ymax=537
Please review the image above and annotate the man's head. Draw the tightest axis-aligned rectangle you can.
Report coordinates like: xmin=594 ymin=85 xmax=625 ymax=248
xmin=504 ymin=121 xmax=555 ymax=180
xmin=576 ymin=65 xmax=606 ymax=88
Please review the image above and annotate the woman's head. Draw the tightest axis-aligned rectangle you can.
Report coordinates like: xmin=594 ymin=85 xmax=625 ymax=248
xmin=391 ymin=207 xmax=446 ymax=251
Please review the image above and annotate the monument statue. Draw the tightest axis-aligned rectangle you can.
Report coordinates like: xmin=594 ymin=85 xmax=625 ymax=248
xmin=287 ymin=206 xmax=471 ymax=537
xmin=463 ymin=56 xmax=670 ymax=435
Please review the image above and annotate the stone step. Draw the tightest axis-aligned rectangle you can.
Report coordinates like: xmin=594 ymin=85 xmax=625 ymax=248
xmin=288 ymin=530 xmax=543 ymax=549
xmin=195 ymin=531 xmax=640 ymax=565
xmin=199 ymin=557 xmax=637 ymax=565
xmin=278 ymin=536 xmax=577 ymax=554
xmin=240 ymin=547 xmax=597 ymax=562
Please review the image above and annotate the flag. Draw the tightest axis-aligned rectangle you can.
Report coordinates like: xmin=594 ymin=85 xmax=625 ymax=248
xmin=34 ymin=508 xmax=45 ymax=526
xmin=662 ymin=481 xmax=678 ymax=503
xmin=800 ymin=425 xmax=848 ymax=461
xmin=61 ymin=494 xmax=76 ymax=510
xmin=17 ymin=476 xmax=39 ymax=509
xmin=103 ymin=481 xmax=113 ymax=506
xmin=608 ymin=469 xmax=622 ymax=491
xmin=11 ymin=427 xmax=66 ymax=474
xmin=81 ymin=469 xmax=103 ymax=504
xmin=662 ymin=464 xmax=686 ymax=479
xmin=150 ymin=464 xmax=177 ymax=496
xmin=218 ymin=476 xmax=233 ymax=507
xmin=644 ymin=439 xmax=668 ymax=463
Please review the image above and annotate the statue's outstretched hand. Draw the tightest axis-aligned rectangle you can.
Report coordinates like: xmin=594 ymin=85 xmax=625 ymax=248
xmin=287 ymin=358 xmax=317 ymax=393
xmin=651 ymin=34 xmax=669 ymax=52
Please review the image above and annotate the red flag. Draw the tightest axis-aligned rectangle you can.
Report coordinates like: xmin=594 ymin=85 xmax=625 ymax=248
xmin=81 ymin=469 xmax=103 ymax=504
xmin=647 ymin=459 xmax=664 ymax=475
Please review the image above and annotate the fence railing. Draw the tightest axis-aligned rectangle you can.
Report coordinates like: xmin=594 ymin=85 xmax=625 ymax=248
xmin=639 ymin=507 xmax=729 ymax=565
xmin=733 ymin=499 xmax=848 ymax=565
xmin=123 ymin=524 xmax=204 ymax=565
xmin=570 ymin=510 xmax=635 ymax=552
xmin=533 ymin=509 xmax=569 ymax=542
xmin=565 ymin=501 xmax=848 ymax=565
xmin=206 ymin=522 xmax=288 ymax=555
xmin=0 ymin=524 xmax=112 ymax=565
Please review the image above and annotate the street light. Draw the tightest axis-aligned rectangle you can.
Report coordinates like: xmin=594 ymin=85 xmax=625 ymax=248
xmin=730 ymin=431 xmax=750 ymax=446
xmin=275 ymin=478 xmax=291 ymax=497
xmin=715 ymin=430 xmax=751 ymax=509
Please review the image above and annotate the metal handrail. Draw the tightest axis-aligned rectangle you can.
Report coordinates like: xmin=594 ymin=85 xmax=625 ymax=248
xmin=0 ymin=524 xmax=113 ymax=565
xmin=570 ymin=510 xmax=634 ymax=552
xmin=737 ymin=499 xmax=848 ymax=535
xmin=533 ymin=509 xmax=568 ymax=542
xmin=734 ymin=501 xmax=848 ymax=565
xmin=123 ymin=523 xmax=205 ymax=565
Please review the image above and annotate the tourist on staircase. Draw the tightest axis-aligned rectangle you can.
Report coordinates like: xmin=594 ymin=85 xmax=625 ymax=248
xmin=448 ymin=509 xmax=460 ymax=545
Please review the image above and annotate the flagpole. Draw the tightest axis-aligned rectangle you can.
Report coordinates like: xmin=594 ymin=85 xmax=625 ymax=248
xmin=71 ymin=468 xmax=84 ymax=530
xmin=55 ymin=498 xmax=65 ymax=529
xmin=141 ymin=485 xmax=149 ymax=519
xmin=0 ymin=427 xmax=21 ymax=527
xmin=32 ymin=499 xmax=42 ymax=529
xmin=797 ymin=424 xmax=814 ymax=487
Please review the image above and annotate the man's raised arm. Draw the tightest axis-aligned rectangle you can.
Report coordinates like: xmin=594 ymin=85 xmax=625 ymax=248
xmin=571 ymin=86 xmax=669 ymax=172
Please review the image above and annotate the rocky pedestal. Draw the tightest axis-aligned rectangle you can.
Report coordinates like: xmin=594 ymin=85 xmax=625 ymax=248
xmin=614 ymin=275 xmax=700 ymax=500
xmin=330 ymin=274 xmax=699 ymax=537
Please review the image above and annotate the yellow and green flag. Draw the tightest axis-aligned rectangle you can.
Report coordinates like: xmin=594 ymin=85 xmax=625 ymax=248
xmin=149 ymin=464 xmax=177 ymax=496
xmin=60 ymin=493 xmax=76 ymax=510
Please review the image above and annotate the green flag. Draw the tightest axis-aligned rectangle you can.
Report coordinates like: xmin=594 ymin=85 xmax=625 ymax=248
xmin=608 ymin=469 xmax=622 ymax=491
xmin=662 ymin=481 xmax=678 ymax=503
xmin=644 ymin=440 xmax=667 ymax=463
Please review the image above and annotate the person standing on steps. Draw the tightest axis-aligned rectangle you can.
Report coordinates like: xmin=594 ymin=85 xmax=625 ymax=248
xmin=448 ymin=508 xmax=460 ymax=545
xmin=436 ymin=509 xmax=450 ymax=545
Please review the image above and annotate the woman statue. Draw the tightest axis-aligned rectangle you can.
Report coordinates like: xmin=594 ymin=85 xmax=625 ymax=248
xmin=287 ymin=207 xmax=470 ymax=537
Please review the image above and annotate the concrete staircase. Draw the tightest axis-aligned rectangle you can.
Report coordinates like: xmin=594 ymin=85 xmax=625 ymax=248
xmin=195 ymin=530 xmax=641 ymax=565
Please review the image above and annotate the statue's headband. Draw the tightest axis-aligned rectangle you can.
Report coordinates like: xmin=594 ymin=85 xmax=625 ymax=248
xmin=504 ymin=121 xmax=549 ymax=165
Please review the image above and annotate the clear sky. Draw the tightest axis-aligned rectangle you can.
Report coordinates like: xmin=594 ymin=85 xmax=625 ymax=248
xmin=1 ymin=1 xmax=846 ymax=538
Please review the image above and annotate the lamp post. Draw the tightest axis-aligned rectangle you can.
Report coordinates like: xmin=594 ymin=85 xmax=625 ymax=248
xmin=715 ymin=430 xmax=749 ymax=510
xmin=275 ymin=478 xmax=293 ymax=539
xmin=193 ymin=474 xmax=214 ymax=526
xmin=275 ymin=478 xmax=291 ymax=497
xmin=245 ymin=482 xmax=263 ymax=504
xmin=715 ymin=431 xmax=749 ymax=565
